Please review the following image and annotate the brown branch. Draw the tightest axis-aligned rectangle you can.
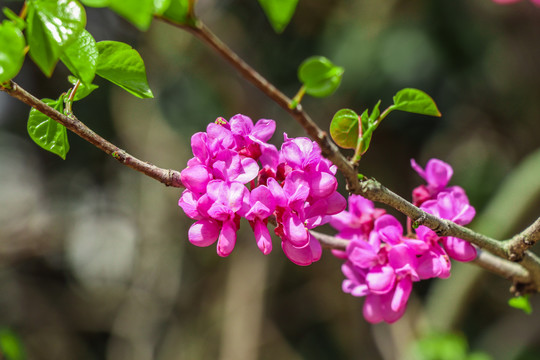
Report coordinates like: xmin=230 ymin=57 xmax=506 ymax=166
xmin=0 ymin=81 xmax=183 ymax=188
xmin=157 ymin=17 xmax=361 ymax=194
xmin=161 ymin=17 xmax=540 ymax=290
xmin=505 ymin=217 xmax=540 ymax=261
xmin=473 ymin=249 xmax=530 ymax=284
xmin=310 ymin=231 xmax=349 ymax=250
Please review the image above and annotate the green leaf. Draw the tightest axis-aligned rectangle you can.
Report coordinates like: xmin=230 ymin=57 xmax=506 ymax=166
xmin=330 ymin=108 xmax=359 ymax=149
xmin=0 ymin=329 xmax=25 ymax=360
xmin=96 ymin=41 xmax=154 ymax=98
xmin=0 ymin=20 xmax=26 ymax=83
xmin=2 ymin=8 xmax=26 ymax=30
xmin=68 ymin=75 xmax=98 ymax=101
xmin=153 ymin=0 xmax=171 ymax=15
xmin=392 ymin=88 xmax=441 ymax=117
xmin=60 ymin=29 xmax=98 ymax=85
xmin=298 ymin=56 xmax=344 ymax=98
xmin=508 ymin=295 xmax=533 ymax=314
xmin=161 ymin=0 xmax=189 ymax=24
xmin=108 ymin=0 xmax=154 ymax=31
xmin=80 ymin=0 xmax=109 ymax=6
xmin=359 ymin=109 xmax=376 ymax=154
xmin=257 ymin=0 xmax=298 ymax=33
xmin=27 ymin=0 xmax=86 ymax=76
xmin=27 ymin=97 xmax=70 ymax=159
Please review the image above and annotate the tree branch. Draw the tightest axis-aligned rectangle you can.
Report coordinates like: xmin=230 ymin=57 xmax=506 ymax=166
xmin=164 ymin=18 xmax=540 ymax=290
xmin=0 ymin=81 xmax=183 ymax=188
xmin=505 ymin=217 xmax=540 ymax=261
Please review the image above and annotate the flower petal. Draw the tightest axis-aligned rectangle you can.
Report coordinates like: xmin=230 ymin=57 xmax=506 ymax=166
xmin=391 ymin=277 xmax=412 ymax=312
xmin=282 ymin=212 xmax=308 ymax=247
xmin=442 ymin=236 xmax=477 ymax=262
xmin=254 ymin=219 xmax=272 ymax=255
xmin=217 ymin=220 xmax=237 ymax=257
xmin=251 ymin=118 xmax=276 ymax=142
xmin=281 ymin=238 xmax=314 ymax=266
xmin=178 ymin=190 xmax=201 ymax=220
xmin=308 ymin=171 xmax=337 ymax=198
xmin=188 ymin=219 xmax=221 ymax=247
xmin=366 ymin=265 xmax=396 ymax=294
xmin=229 ymin=114 xmax=254 ymax=136
xmin=180 ymin=165 xmax=212 ymax=194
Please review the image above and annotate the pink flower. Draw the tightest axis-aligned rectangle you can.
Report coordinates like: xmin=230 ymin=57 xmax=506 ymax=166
xmin=418 ymin=189 xmax=477 ymax=262
xmin=245 ymin=185 xmax=276 ymax=255
xmin=178 ymin=116 xmax=345 ymax=265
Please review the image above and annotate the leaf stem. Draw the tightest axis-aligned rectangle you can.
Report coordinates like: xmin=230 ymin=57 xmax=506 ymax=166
xmin=289 ymin=85 xmax=306 ymax=109
xmin=64 ymin=79 xmax=80 ymax=116
xmin=377 ymin=105 xmax=395 ymax=125
xmin=18 ymin=1 xmax=28 ymax=20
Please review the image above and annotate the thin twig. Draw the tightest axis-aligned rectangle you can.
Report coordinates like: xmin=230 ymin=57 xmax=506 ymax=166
xmin=0 ymin=81 xmax=183 ymax=188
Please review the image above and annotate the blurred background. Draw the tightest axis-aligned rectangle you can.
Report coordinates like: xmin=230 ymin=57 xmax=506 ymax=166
xmin=1 ymin=0 xmax=540 ymax=359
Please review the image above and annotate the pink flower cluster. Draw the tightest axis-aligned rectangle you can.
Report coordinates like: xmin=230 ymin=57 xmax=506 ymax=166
xmin=178 ymin=114 xmax=346 ymax=265
xmin=330 ymin=159 xmax=476 ymax=324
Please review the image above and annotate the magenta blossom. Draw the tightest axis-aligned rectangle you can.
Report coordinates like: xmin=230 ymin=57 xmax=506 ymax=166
xmin=178 ymin=115 xmax=344 ymax=265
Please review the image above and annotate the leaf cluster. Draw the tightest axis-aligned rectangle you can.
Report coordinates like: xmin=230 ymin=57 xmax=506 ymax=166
xmin=0 ymin=0 xmax=194 ymax=158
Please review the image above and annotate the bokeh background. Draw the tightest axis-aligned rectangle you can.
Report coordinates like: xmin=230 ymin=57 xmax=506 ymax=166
xmin=1 ymin=0 xmax=540 ymax=359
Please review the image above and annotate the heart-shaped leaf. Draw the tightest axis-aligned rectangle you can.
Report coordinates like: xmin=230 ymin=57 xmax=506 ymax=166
xmin=0 ymin=21 xmax=26 ymax=83
xmin=392 ymin=88 xmax=441 ymax=117
xmin=298 ymin=56 xmax=344 ymax=98
xmin=27 ymin=97 xmax=70 ymax=159
xmin=161 ymin=0 xmax=190 ymax=23
xmin=508 ymin=295 xmax=532 ymax=314
xmin=27 ymin=0 xmax=86 ymax=76
xmin=257 ymin=0 xmax=298 ymax=33
xmin=108 ymin=0 xmax=154 ymax=31
xmin=96 ymin=41 xmax=154 ymax=98
xmin=330 ymin=108 xmax=359 ymax=149
xmin=60 ymin=29 xmax=98 ymax=85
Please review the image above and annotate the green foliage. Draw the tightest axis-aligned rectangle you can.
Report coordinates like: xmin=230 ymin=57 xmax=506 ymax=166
xmin=80 ymin=0 xmax=109 ymax=6
xmin=391 ymin=88 xmax=441 ymax=117
xmin=0 ymin=20 xmax=26 ymax=83
xmin=95 ymin=41 xmax=154 ymax=98
xmin=0 ymin=329 xmax=25 ymax=360
xmin=329 ymin=89 xmax=440 ymax=162
xmin=298 ymin=56 xmax=344 ymax=98
xmin=409 ymin=332 xmax=492 ymax=360
xmin=508 ymin=295 xmax=533 ymax=314
xmin=108 ymin=0 xmax=154 ymax=31
xmin=27 ymin=97 xmax=70 ymax=160
xmin=153 ymin=0 xmax=172 ymax=15
xmin=330 ymin=109 xmax=359 ymax=149
xmin=2 ymin=8 xmax=26 ymax=30
xmin=330 ymin=103 xmax=380 ymax=161
xmin=60 ymin=29 xmax=98 ymax=85
xmin=257 ymin=0 xmax=298 ymax=33
xmin=26 ymin=0 xmax=86 ymax=76
xmin=358 ymin=100 xmax=380 ymax=155
xmin=161 ymin=0 xmax=190 ymax=24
